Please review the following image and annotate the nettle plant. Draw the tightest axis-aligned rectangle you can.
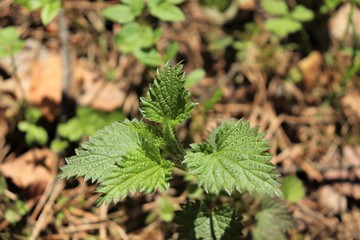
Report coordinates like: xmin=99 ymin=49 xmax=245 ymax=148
xmin=59 ymin=63 xmax=286 ymax=238
xmin=102 ymin=0 xmax=183 ymax=66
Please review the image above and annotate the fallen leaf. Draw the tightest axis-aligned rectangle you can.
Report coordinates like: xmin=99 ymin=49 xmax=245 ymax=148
xmin=333 ymin=183 xmax=360 ymax=200
xmin=74 ymin=60 xmax=138 ymax=112
xmin=0 ymin=148 xmax=57 ymax=198
xmin=28 ymin=52 xmax=62 ymax=121
xmin=298 ymin=51 xmax=323 ymax=89
xmin=0 ymin=39 xmax=63 ymax=121
xmin=341 ymin=90 xmax=360 ymax=122
xmin=318 ymin=186 xmax=347 ymax=215
xmin=341 ymin=209 xmax=360 ymax=239
xmin=329 ymin=3 xmax=360 ymax=47
xmin=78 ymin=81 xmax=127 ymax=111
xmin=239 ymin=0 xmax=256 ymax=11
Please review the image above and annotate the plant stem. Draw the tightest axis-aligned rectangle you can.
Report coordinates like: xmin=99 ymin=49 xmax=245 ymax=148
xmin=163 ymin=123 xmax=186 ymax=167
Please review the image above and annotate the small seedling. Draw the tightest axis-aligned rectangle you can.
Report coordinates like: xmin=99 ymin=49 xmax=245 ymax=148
xmin=18 ymin=107 xmax=48 ymax=146
xmin=57 ymin=107 xmax=125 ymax=142
xmin=102 ymin=0 xmax=184 ymax=66
xmin=60 ymin=62 xmax=292 ymax=238
xmin=261 ymin=0 xmax=314 ymax=37
xmin=14 ymin=0 xmax=61 ymax=25
xmin=0 ymin=27 xmax=25 ymax=57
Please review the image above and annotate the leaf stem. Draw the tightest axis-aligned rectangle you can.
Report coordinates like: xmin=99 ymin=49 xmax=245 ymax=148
xmin=163 ymin=123 xmax=186 ymax=167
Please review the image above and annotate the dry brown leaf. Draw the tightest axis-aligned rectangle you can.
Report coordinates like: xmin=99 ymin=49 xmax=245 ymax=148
xmin=0 ymin=40 xmax=63 ymax=121
xmin=78 ymin=81 xmax=127 ymax=111
xmin=74 ymin=60 xmax=135 ymax=112
xmin=0 ymin=148 xmax=57 ymax=198
xmin=341 ymin=90 xmax=360 ymax=122
xmin=333 ymin=183 xmax=360 ymax=199
xmin=318 ymin=186 xmax=347 ymax=215
xmin=0 ymin=40 xmax=39 ymax=99
xmin=298 ymin=51 xmax=323 ymax=89
xmin=343 ymin=146 xmax=360 ymax=177
xmin=341 ymin=209 xmax=360 ymax=240
xmin=239 ymin=0 xmax=256 ymax=10
xmin=28 ymin=52 xmax=62 ymax=121
xmin=329 ymin=3 xmax=360 ymax=47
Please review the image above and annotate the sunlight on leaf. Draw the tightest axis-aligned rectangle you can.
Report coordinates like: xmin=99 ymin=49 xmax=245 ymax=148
xmin=184 ymin=119 xmax=281 ymax=196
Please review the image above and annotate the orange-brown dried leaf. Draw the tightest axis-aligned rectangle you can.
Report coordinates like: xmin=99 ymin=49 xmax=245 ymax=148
xmin=0 ymin=148 xmax=57 ymax=198
xmin=28 ymin=53 xmax=62 ymax=121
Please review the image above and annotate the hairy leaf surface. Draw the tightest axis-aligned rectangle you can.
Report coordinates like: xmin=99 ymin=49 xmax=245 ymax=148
xmin=184 ymin=119 xmax=281 ymax=196
xmin=96 ymin=148 xmax=173 ymax=205
xmin=59 ymin=120 xmax=171 ymax=204
xmin=175 ymin=200 xmax=242 ymax=240
xmin=140 ymin=63 xmax=196 ymax=126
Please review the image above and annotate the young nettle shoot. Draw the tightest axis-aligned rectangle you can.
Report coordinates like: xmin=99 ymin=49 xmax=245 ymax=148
xmin=59 ymin=62 xmax=285 ymax=239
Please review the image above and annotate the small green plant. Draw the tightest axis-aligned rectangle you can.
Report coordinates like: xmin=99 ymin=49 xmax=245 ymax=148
xmin=14 ymin=0 xmax=61 ymax=25
xmin=102 ymin=0 xmax=184 ymax=66
xmin=18 ymin=107 xmax=48 ymax=146
xmin=251 ymin=197 xmax=295 ymax=239
xmin=281 ymin=175 xmax=305 ymax=203
xmin=0 ymin=27 xmax=25 ymax=57
xmin=57 ymin=107 xmax=125 ymax=142
xmin=59 ymin=62 xmax=290 ymax=238
xmin=114 ymin=22 xmax=164 ymax=66
xmin=261 ymin=0 xmax=314 ymax=37
xmin=4 ymin=200 xmax=29 ymax=224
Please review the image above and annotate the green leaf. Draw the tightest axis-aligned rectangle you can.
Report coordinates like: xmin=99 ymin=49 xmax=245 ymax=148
xmin=50 ymin=139 xmax=69 ymax=152
xmin=209 ymin=36 xmax=234 ymax=51
xmin=149 ymin=1 xmax=185 ymax=22
xmin=58 ymin=107 xmax=125 ymax=142
xmin=204 ymin=88 xmax=222 ymax=111
xmin=59 ymin=120 xmax=171 ymax=204
xmin=59 ymin=120 xmax=147 ymax=182
xmin=123 ymin=0 xmax=145 ymax=16
xmin=320 ymin=0 xmax=342 ymax=14
xmin=25 ymin=107 xmax=42 ymax=124
xmin=175 ymin=200 xmax=243 ymax=240
xmin=96 ymin=148 xmax=173 ymax=205
xmin=290 ymin=5 xmax=314 ymax=22
xmin=167 ymin=0 xmax=185 ymax=4
xmin=264 ymin=18 xmax=302 ymax=37
xmin=185 ymin=68 xmax=206 ymax=89
xmin=58 ymin=118 xmax=83 ymax=142
xmin=0 ymin=27 xmax=25 ymax=57
xmin=18 ymin=122 xmax=48 ymax=146
xmin=184 ymin=119 xmax=281 ymax=196
xmin=252 ymin=197 xmax=294 ymax=240
xmin=40 ymin=0 xmax=61 ymax=25
xmin=101 ymin=5 xmax=135 ymax=23
xmin=4 ymin=200 xmax=29 ymax=224
xmin=165 ymin=42 xmax=179 ymax=61
xmin=140 ymin=62 xmax=197 ymax=126
xmin=14 ymin=0 xmax=43 ymax=10
xmin=281 ymin=175 xmax=305 ymax=203
xmin=115 ymin=23 xmax=159 ymax=53
xmin=134 ymin=48 xmax=164 ymax=67
xmin=261 ymin=0 xmax=289 ymax=16
xmin=159 ymin=197 xmax=176 ymax=222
